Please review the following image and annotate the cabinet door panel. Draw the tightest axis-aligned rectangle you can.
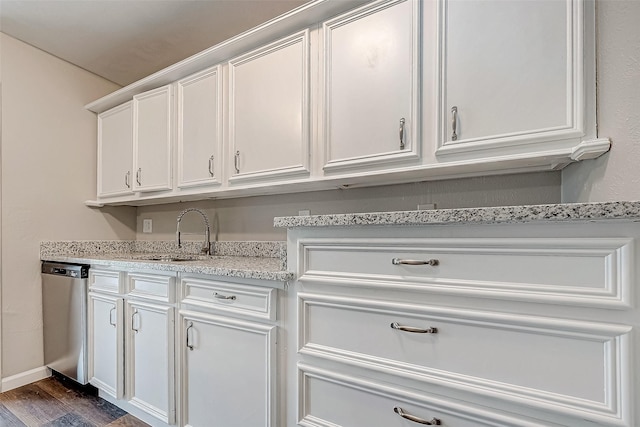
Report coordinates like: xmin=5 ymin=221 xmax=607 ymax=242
xmin=126 ymin=301 xmax=174 ymax=424
xmin=181 ymin=314 xmax=276 ymax=427
xmin=229 ymin=31 xmax=310 ymax=183
xmin=133 ymin=85 xmax=172 ymax=192
xmin=323 ymin=0 xmax=420 ymax=171
xmin=438 ymin=0 xmax=581 ymax=156
xmin=88 ymin=293 xmax=123 ymax=399
xmin=178 ymin=66 xmax=222 ymax=188
xmin=98 ymin=102 xmax=133 ymax=197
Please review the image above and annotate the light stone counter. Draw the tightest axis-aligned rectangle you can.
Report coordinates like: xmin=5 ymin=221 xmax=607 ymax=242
xmin=40 ymin=240 xmax=292 ymax=282
xmin=274 ymin=201 xmax=640 ymax=228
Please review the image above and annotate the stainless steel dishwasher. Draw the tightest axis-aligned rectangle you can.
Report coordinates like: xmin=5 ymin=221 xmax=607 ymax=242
xmin=41 ymin=261 xmax=90 ymax=384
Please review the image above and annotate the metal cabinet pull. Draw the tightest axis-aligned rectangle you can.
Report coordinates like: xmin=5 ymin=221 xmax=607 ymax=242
xmin=451 ymin=106 xmax=458 ymax=141
xmin=186 ymin=321 xmax=194 ymax=351
xmin=208 ymin=155 xmax=215 ymax=177
xmin=109 ymin=307 xmax=116 ymax=327
xmin=132 ymin=310 xmax=140 ymax=333
xmin=214 ymin=292 xmax=236 ymax=301
xmin=136 ymin=168 xmax=142 ymax=185
xmin=234 ymin=151 xmax=240 ymax=174
xmin=391 ymin=322 xmax=438 ymax=334
xmin=394 ymin=407 xmax=441 ymax=425
xmin=399 ymin=118 xmax=406 ymax=150
xmin=392 ymin=258 xmax=439 ymax=266
xmin=125 ymin=171 xmax=131 ymax=188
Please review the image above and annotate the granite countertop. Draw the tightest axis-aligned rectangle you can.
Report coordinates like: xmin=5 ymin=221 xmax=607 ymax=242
xmin=274 ymin=201 xmax=640 ymax=228
xmin=40 ymin=240 xmax=293 ymax=282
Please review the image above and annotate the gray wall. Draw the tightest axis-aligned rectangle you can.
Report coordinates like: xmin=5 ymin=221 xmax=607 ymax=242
xmin=562 ymin=0 xmax=640 ymax=202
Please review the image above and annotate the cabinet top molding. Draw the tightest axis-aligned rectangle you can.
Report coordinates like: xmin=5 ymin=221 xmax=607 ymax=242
xmin=85 ymin=0 xmax=370 ymax=114
xmin=274 ymin=201 xmax=640 ymax=228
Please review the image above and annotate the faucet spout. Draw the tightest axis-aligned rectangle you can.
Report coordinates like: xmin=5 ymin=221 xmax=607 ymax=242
xmin=176 ymin=208 xmax=212 ymax=255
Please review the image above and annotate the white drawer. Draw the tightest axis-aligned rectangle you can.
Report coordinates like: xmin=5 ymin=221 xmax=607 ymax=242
xmin=300 ymin=237 xmax=633 ymax=308
xmin=180 ymin=276 xmax=276 ymax=321
xmin=89 ymin=269 xmax=122 ymax=293
xmin=127 ymin=272 xmax=175 ymax=302
xmin=298 ymin=292 xmax=631 ymax=424
xmin=298 ymin=364 xmax=560 ymax=427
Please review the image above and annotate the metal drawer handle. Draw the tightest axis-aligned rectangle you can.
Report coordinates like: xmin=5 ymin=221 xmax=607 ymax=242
xmin=132 ymin=310 xmax=140 ymax=333
xmin=214 ymin=292 xmax=236 ymax=301
xmin=399 ymin=118 xmax=406 ymax=150
xmin=391 ymin=322 xmax=438 ymax=334
xmin=136 ymin=168 xmax=142 ymax=185
xmin=208 ymin=155 xmax=215 ymax=177
xmin=109 ymin=307 xmax=116 ymax=327
xmin=392 ymin=258 xmax=439 ymax=266
xmin=234 ymin=151 xmax=240 ymax=174
xmin=125 ymin=171 xmax=131 ymax=188
xmin=186 ymin=321 xmax=194 ymax=351
xmin=394 ymin=407 xmax=441 ymax=425
xmin=451 ymin=106 xmax=458 ymax=141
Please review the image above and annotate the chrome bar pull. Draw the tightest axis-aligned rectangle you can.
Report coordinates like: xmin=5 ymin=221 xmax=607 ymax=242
xmin=451 ymin=106 xmax=458 ymax=141
xmin=394 ymin=407 xmax=441 ymax=425
xmin=186 ymin=321 xmax=194 ymax=351
xmin=132 ymin=310 xmax=140 ymax=333
xmin=125 ymin=171 xmax=131 ymax=188
xmin=391 ymin=322 xmax=438 ymax=334
xmin=214 ymin=292 xmax=237 ymax=301
xmin=208 ymin=155 xmax=215 ymax=177
xmin=234 ymin=151 xmax=240 ymax=174
xmin=109 ymin=307 xmax=116 ymax=327
xmin=136 ymin=168 xmax=142 ymax=185
xmin=399 ymin=118 xmax=406 ymax=150
xmin=392 ymin=258 xmax=439 ymax=266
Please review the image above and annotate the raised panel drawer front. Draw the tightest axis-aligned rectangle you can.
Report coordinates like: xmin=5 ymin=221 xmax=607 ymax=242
xmin=297 ymin=364 xmax=564 ymax=427
xmin=180 ymin=276 xmax=276 ymax=321
xmin=322 ymin=0 xmax=421 ymax=172
xmin=89 ymin=269 xmax=122 ymax=294
xmin=127 ymin=272 xmax=175 ymax=302
xmin=299 ymin=237 xmax=634 ymax=308
xmin=298 ymin=293 xmax=632 ymax=425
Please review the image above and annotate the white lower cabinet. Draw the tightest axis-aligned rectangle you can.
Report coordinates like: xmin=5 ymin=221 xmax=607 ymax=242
xmin=287 ymin=222 xmax=640 ymax=427
xmin=178 ymin=275 xmax=278 ymax=427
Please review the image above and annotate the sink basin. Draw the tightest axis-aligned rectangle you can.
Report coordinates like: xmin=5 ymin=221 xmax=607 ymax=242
xmin=116 ymin=254 xmax=213 ymax=262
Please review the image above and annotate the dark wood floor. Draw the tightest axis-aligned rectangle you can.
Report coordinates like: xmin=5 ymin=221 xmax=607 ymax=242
xmin=0 ymin=376 xmax=149 ymax=427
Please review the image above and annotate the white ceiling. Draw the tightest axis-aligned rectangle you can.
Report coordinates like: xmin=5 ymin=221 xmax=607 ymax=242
xmin=0 ymin=0 xmax=309 ymax=86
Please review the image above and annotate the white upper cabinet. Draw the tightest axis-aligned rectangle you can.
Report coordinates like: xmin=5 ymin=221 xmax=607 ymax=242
xmin=321 ymin=0 xmax=421 ymax=172
xmin=177 ymin=66 xmax=223 ymax=189
xmin=97 ymin=102 xmax=133 ymax=198
xmin=228 ymin=30 xmax=310 ymax=184
xmin=436 ymin=0 xmax=601 ymax=160
xmin=133 ymin=85 xmax=173 ymax=192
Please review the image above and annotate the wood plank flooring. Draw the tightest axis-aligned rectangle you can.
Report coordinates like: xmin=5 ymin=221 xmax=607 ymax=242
xmin=0 ymin=376 xmax=149 ymax=427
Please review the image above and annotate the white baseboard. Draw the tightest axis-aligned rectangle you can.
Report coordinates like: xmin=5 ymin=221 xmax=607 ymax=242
xmin=1 ymin=366 xmax=50 ymax=392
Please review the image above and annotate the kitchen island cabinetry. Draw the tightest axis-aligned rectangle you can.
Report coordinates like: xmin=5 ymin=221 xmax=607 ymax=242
xmin=178 ymin=275 xmax=278 ymax=427
xmin=280 ymin=207 xmax=640 ymax=427
xmin=320 ymin=0 xmax=420 ymax=173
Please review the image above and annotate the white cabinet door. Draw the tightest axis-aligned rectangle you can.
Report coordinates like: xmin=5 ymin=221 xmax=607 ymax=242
xmin=228 ymin=30 xmax=310 ymax=184
xmin=98 ymin=102 xmax=134 ymax=197
xmin=88 ymin=293 xmax=124 ymax=399
xmin=126 ymin=300 xmax=175 ymax=424
xmin=322 ymin=0 xmax=420 ymax=172
xmin=177 ymin=66 xmax=223 ymax=189
xmin=180 ymin=312 xmax=276 ymax=427
xmin=133 ymin=85 xmax=173 ymax=192
xmin=437 ymin=0 xmax=584 ymax=157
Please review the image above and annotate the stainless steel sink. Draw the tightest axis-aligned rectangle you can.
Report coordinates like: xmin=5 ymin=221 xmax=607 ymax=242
xmin=115 ymin=254 xmax=215 ymax=262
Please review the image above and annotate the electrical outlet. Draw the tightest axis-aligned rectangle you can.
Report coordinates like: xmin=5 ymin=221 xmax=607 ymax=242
xmin=142 ymin=219 xmax=153 ymax=233
xmin=417 ymin=203 xmax=437 ymax=210
xmin=298 ymin=209 xmax=310 ymax=216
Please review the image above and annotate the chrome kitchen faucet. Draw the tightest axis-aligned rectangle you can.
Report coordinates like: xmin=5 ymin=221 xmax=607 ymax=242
xmin=176 ymin=208 xmax=212 ymax=255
